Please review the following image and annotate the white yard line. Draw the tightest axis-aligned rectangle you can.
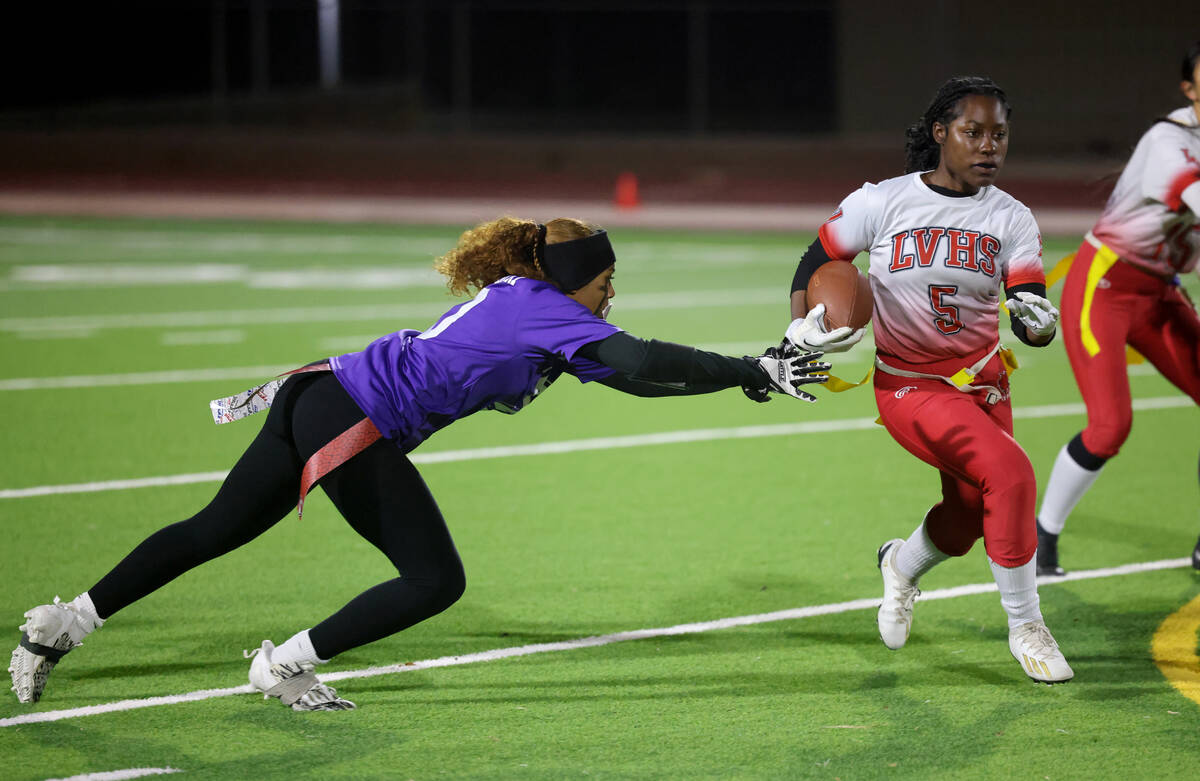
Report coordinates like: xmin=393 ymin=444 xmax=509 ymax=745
xmin=0 ymin=556 xmax=1188 ymax=728
xmin=160 ymin=329 xmax=245 ymax=346
xmin=46 ymin=769 xmax=181 ymax=781
xmin=0 ymin=288 xmax=780 ymax=334
xmin=6 ymin=264 xmax=446 ymax=291
xmin=0 ymin=365 xmax=295 ymax=391
xmin=0 ymin=395 xmax=1191 ymax=500
xmin=0 ymin=224 xmax=452 ymax=254
xmin=0 ymin=472 xmax=232 ymax=500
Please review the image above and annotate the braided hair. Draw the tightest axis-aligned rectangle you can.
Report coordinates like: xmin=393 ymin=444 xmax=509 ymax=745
xmin=904 ymin=76 xmax=1011 ymax=174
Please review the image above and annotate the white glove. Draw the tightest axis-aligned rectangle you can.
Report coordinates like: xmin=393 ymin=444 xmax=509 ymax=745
xmin=785 ymin=304 xmax=866 ymax=353
xmin=747 ymin=346 xmax=831 ymax=403
xmin=1005 ymin=291 xmax=1059 ymax=337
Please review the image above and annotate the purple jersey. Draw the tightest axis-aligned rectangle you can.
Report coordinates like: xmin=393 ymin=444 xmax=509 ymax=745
xmin=330 ymin=275 xmax=621 ymax=452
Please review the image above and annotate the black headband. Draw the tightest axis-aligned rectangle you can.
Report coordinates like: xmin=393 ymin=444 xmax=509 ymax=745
xmin=540 ymin=229 xmax=616 ymax=292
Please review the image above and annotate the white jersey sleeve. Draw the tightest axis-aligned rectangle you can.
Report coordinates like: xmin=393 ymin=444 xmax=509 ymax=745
xmin=1092 ymin=106 xmax=1200 ymax=275
xmin=1139 ymin=110 xmax=1200 ymax=211
xmin=817 ymin=183 xmax=881 ymax=260
xmin=1001 ymin=206 xmax=1046 ymax=289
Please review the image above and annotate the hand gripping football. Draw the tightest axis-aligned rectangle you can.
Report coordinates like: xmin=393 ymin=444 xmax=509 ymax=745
xmin=807 ymin=261 xmax=873 ymax=330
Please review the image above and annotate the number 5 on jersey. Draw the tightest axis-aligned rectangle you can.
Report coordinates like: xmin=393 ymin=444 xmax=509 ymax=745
xmin=928 ymin=284 xmax=963 ymax=334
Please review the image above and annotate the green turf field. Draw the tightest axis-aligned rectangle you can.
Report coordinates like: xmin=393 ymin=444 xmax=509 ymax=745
xmin=0 ymin=214 xmax=1198 ymax=780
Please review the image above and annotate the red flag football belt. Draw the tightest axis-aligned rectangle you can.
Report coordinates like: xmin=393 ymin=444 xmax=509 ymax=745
xmin=209 ymin=363 xmax=382 ymax=518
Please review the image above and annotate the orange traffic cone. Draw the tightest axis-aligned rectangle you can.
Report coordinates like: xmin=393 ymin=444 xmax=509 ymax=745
xmin=614 ymin=171 xmax=641 ymax=210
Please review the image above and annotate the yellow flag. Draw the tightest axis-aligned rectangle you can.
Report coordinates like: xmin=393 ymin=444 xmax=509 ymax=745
xmin=821 ymin=368 xmax=873 ymax=392
xmin=1046 ymin=253 xmax=1075 ymax=287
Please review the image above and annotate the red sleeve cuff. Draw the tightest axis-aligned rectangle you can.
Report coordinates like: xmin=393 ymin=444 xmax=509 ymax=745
xmin=817 ymin=223 xmax=855 ymax=261
xmin=1005 ymin=269 xmax=1047 ymax=289
xmin=1165 ymin=169 xmax=1200 ymax=211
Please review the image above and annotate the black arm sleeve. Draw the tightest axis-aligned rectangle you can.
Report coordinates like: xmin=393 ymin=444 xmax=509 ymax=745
xmin=594 ymin=373 xmax=725 ymax=397
xmin=791 ymin=238 xmax=836 ymax=293
xmin=1004 ymin=282 xmax=1056 ymax=347
xmin=576 ymin=332 xmax=766 ymax=396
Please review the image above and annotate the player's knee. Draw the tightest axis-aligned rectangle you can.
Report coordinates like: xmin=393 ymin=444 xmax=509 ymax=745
xmin=980 ymin=480 xmax=1038 ymax=566
xmin=1082 ymin=419 xmax=1130 ymax=459
xmin=984 ymin=455 xmax=1041 ymax=499
xmin=403 ymin=561 xmax=466 ymax=613
xmin=925 ymin=504 xmax=980 ymax=557
xmin=438 ymin=564 xmax=467 ymax=609
xmin=933 ymin=533 xmax=977 ymax=557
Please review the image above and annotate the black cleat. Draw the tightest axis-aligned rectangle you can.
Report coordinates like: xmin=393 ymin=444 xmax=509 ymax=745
xmin=1192 ymin=535 xmax=1200 ymax=571
xmin=1035 ymin=520 xmax=1066 ymax=577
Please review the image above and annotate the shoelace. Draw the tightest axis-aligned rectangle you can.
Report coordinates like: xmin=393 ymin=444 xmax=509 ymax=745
xmin=891 ymin=585 xmax=920 ymax=619
xmin=1018 ymin=624 xmax=1059 ymax=654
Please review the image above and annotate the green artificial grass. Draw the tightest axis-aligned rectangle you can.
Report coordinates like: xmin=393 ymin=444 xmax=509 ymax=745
xmin=1 ymin=216 xmax=1197 ymax=780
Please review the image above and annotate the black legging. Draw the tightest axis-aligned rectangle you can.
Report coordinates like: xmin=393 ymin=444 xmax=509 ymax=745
xmin=87 ymin=372 xmax=466 ymax=660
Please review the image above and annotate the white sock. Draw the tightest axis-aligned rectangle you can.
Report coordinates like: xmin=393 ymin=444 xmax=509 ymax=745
xmin=271 ymin=629 xmax=327 ymax=666
xmin=67 ymin=592 xmax=104 ymax=633
xmin=894 ymin=516 xmax=951 ymax=582
xmin=989 ymin=558 xmax=1043 ymax=629
xmin=1037 ymin=443 xmax=1103 ymax=535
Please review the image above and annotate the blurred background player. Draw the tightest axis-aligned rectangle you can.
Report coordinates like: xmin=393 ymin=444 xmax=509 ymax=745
xmin=9 ymin=217 xmax=830 ymax=711
xmin=785 ymin=77 xmax=1071 ymax=682
xmin=1035 ymin=41 xmax=1200 ymax=576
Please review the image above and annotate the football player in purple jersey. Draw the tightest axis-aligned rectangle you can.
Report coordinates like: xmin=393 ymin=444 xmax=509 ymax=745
xmin=10 ymin=216 xmax=830 ymax=711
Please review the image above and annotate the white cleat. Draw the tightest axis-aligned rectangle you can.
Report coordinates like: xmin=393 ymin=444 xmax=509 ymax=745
xmin=246 ymin=640 xmax=355 ymax=711
xmin=1009 ymin=620 xmax=1074 ymax=683
xmin=9 ymin=598 xmax=94 ymax=704
xmin=877 ymin=539 xmax=920 ymax=650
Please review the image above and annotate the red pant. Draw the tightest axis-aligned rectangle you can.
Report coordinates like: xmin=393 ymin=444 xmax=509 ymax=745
xmin=874 ymin=354 xmax=1037 ymax=567
xmin=1061 ymin=241 xmax=1200 ymax=458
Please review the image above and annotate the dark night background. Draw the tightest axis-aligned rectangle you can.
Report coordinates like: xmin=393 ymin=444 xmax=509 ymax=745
xmin=3 ymin=1 xmax=835 ymax=133
xmin=1 ymin=1 xmax=1196 ymax=208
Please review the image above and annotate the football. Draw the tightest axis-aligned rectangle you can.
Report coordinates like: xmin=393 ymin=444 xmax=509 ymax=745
xmin=807 ymin=261 xmax=873 ymax=330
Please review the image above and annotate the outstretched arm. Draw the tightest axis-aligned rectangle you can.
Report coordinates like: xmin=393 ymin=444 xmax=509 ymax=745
xmin=594 ymin=372 xmax=718 ymax=397
xmin=577 ymin=332 xmax=828 ymax=401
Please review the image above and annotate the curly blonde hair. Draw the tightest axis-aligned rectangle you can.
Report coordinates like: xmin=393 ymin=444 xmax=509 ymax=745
xmin=433 ymin=216 xmax=597 ymax=296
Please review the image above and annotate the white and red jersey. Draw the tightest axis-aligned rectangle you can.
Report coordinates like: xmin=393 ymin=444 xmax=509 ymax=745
xmin=1091 ymin=106 xmax=1200 ymax=277
xmin=818 ymin=172 xmax=1044 ymax=365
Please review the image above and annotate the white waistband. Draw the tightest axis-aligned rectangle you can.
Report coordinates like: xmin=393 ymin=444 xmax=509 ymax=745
xmin=874 ymin=342 xmax=1004 ymax=404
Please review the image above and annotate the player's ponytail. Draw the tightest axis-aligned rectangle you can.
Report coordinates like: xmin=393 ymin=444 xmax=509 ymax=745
xmin=904 ymin=76 xmax=1011 ymax=174
xmin=434 ymin=216 xmax=596 ymax=296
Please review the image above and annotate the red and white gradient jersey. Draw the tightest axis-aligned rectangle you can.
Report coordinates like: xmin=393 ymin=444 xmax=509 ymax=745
xmin=1091 ymin=106 xmax=1200 ymax=276
xmin=818 ymin=172 xmax=1044 ymax=365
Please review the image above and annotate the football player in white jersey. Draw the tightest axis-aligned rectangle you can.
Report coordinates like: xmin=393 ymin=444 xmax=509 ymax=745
xmin=784 ymin=77 xmax=1071 ymax=682
xmin=1036 ymin=41 xmax=1200 ymax=575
